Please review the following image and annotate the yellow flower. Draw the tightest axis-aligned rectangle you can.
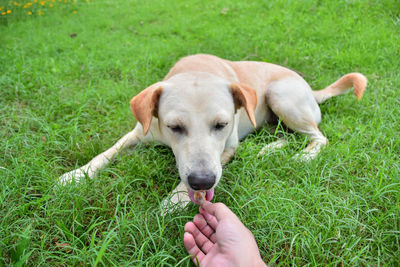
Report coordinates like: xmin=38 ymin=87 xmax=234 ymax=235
xmin=28 ymin=11 xmax=32 ymax=15
xmin=7 ymin=10 xmax=12 ymax=14
xmin=49 ymin=3 xmax=54 ymax=7
xmin=38 ymin=10 xmax=44 ymax=15
xmin=73 ymin=10 xmax=77 ymax=14
xmin=0 ymin=7 xmax=3 ymax=11
xmin=1 ymin=12 xmax=5 ymax=15
xmin=39 ymin=1 xmax=45 ymax=5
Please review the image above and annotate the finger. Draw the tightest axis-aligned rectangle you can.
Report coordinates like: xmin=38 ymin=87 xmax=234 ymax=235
xmin=183 ymin=232 xmax=205 ymax=264
xmin=185 ymin=220 xmax=215 ymax=254
xmin=199 ymin=208 xmax=219 ymax=231
xmin=193 ymin=214 xmax=215 ymax=240
xmin=208 ymin=232 xmax=217 ymax=244
xmin=184 ymin=221 xmax=199 ymax=235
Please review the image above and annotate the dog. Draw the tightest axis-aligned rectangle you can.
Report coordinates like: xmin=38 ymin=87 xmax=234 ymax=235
xmin=59 ymin=54 xmax=367 ymax=212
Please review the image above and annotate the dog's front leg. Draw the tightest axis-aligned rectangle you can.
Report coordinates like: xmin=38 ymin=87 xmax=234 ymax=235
xmin=221 ymin=129 xmax=239 ymax=165
xmin=221 ymin=147 xmax=237 ymax=165
xmin=161 ymin=181 xmax=191 ymax=215
xmin=58 ymin=126 xmax=144 ymax=185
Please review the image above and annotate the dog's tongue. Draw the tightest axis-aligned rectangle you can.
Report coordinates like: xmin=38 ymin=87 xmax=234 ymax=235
xmin=188 ymin=189 xmax=214 ymax=204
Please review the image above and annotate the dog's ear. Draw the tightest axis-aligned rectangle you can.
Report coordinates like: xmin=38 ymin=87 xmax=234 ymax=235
xmin=230 ymin=83 xmax=258 ymax=127
xmin=130 ymin=83 xmax=163 ymax=135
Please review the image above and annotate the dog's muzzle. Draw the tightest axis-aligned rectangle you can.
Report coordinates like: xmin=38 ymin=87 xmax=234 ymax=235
xmin=187 ymin=171 xmax=216 ymax=190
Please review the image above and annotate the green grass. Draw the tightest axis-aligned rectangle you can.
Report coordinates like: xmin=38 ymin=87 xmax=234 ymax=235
xmin=1 ymin=0 xmax=399 ymax=265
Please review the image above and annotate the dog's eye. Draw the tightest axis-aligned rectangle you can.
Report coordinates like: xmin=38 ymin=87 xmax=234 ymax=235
xmin=168 ymin=125 xmax=185 ymax=134
xmin=213 ymin=122 xmax=227 ymax=131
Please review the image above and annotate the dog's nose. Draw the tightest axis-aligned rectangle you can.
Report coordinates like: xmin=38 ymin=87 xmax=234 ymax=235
xmin=188 ymin=171 xmax=216 ymax=190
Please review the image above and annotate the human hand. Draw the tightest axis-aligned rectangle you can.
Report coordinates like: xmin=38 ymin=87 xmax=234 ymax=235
xmin=184 ymin=201 xmax=266 ymax=267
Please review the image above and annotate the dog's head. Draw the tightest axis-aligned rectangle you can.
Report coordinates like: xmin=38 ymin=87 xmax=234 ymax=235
xmin=130 ymin=73 xmax=257 ymax=202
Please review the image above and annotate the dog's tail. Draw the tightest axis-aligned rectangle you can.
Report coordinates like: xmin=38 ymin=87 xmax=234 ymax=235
xmin=312 ymin=73 xmax=367 ymax=104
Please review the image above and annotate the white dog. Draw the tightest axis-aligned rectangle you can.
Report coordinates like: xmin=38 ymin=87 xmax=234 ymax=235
xmin=59 ymin=54 xmax=367 ymax=211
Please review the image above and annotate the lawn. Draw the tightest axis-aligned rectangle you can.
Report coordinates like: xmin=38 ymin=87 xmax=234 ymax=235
xmin=1 ymin=0 xmax=399 ymax=265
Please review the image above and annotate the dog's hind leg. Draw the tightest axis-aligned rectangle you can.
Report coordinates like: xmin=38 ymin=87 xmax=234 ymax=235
xmin=58 ymin=125 xmax=145 ymax=185
xmin=265 ymin=78 xmax=328 ymax=161
xmin=293 ymin=124 xmax=327 ymax=161
xmin=257 ymin=139 xmax=289 ymax=158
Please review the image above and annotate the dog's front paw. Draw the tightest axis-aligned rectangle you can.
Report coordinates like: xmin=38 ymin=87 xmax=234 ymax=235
xmin=160 ymin=191 xmax=191 ymax=216
xmin=58 ymin=168 xmax=87 ymax=185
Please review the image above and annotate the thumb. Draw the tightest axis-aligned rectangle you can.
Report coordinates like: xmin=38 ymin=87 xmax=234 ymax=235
xmin=201 ymin=201 xmax=237 ymax=221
